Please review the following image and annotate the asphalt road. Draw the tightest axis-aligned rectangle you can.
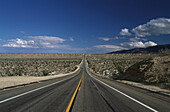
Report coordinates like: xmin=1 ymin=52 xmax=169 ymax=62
xmin=0 ymin=58 xmax=170 ymax=112
xmin=0 ymin=65 xmax=82 ymax=112
xmin=72 ymin=62 xmax=170 ymax=112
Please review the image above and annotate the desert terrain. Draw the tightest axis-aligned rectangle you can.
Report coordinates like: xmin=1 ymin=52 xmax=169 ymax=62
xmin=86 ymin=52 xmax=170 ymax=89
xmin=0 ymin=53 xmax=82 ymax=89
xmin=0 ymin=53 xmax=82 ymax=77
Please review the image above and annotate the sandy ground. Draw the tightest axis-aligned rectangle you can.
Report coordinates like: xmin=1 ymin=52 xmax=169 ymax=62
xmin=0 ymin=63 xmax=82 ymax=89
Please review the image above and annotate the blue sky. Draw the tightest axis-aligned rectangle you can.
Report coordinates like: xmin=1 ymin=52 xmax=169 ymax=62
xmin=0 ymin=0 xmax=170 ymax=53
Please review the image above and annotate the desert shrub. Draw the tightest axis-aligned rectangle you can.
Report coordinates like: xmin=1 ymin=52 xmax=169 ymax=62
xmin=0 ymin=55 xmax=81 ymax=77
xmin=159 ymin=48 xmax=170 ymax=56
xmin=117 ymin=65 xmax=125 ymax=74
xmin=72 ymin=66 xmax=77 ymax=71
xmin=111 ymin=70 xmax=119 ymax=79
xmin=42 ymin=70 xmax=49 ymax=76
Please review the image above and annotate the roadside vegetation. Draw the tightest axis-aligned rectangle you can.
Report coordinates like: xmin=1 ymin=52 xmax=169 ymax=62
xmin=86 ymin=50 xmax=170 ymax=88
xmin=0 ymin=53 xmax=82 ymax=77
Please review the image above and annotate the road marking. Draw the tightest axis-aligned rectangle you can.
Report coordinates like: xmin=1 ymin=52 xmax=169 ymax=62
xmin=0 ymin=72 xmax=80 ymax=104
xmin=66 ymin=70 xmax=84 ymax=112
xmin=85 ymin=63 xmax=158 ymax=112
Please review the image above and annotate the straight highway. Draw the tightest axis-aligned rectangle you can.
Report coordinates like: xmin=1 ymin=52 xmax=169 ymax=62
xmin=0 ymin=57 xmax=170 ymax=112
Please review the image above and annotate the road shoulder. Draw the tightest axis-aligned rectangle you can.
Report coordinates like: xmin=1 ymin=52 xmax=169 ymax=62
xmin=0 ymin=64 xmax=81 ymax=90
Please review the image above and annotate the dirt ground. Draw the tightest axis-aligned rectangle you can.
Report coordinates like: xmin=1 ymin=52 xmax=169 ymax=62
xmin=0 ymin=64 xmax=81 ymax=89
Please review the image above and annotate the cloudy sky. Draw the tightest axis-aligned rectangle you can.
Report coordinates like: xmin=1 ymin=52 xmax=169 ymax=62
xmin=0 ymin=0 xmax=170 ymax=54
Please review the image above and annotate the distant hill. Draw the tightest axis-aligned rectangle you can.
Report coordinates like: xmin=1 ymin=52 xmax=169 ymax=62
xmin=108 ymin=44 xmax=170 ymax=54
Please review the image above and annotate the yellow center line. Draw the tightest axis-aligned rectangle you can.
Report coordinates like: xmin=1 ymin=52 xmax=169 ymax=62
xmin=66 ymin=70 xmax=84 ymax=112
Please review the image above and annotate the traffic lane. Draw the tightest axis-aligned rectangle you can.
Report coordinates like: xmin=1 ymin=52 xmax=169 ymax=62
xmin=0 ymin=68 xmax=81 ymax=102
xmin=73 ymin=70 xmax=152 ymax=112
xmin=72 ymin=70 xmax=114 ymax=112
xmin=0 ymin=70 xmax=82 ymax=112
xmin=91 ymin=77 xmax=152 ymax=112
xmin=91 ymin=73 xmax=170 ymax=112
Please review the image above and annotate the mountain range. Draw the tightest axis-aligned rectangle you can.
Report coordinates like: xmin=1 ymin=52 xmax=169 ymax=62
xmin=108 ymin=44 xmax=170 ymax=54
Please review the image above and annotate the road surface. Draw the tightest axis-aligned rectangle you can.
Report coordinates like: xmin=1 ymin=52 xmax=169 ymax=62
xmin=0 ymin=58 xmax=170 ymax=112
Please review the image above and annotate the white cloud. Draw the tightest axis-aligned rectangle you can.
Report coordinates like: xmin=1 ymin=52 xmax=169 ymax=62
xmin=132 ymin=18 xmax=170 ymax=37
xmin=129 ymin=37 xmax=147 ymax=42
xmin=98 ymin=37 xmax=111 ymax=41
xmin=1 ymin=36 xmax=88 ymax=53
xmin=3 ymin=38 xmax=35 ymax=48
xmin=121 ymin=41 xmax=145 ymax=48
xmin=2 ymin=36 xmax=68 ymax=49
xmin=28 ymin=36 xmax=65 ymax=43
xmin=144 ymin=41 xmax=157 ymax=47
xmin=129 ymin=37 xmax=141 ymax=41
xmin=98 ymin=36 xmax=125 ymax=41
xmin=40 ymin=43 xmax=69 ymax=48
xmin=94 ymin=45 xmax=127 ymax=52
xmin=27 ymin=36 xmax=67 ymax=48
xmin=69 ymin=37 xmax=74 ymax=42
xmin=120 ymin=28 xmax=131 ymax=36
xmin=83 ymin=45 xmax=127 ymax=53
xmin=120 ymin=41 xmax=157 ymax=48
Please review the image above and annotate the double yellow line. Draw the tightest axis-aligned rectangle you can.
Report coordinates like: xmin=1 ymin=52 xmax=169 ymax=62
xmin=66 ymin=70 xmax=84 ymax=112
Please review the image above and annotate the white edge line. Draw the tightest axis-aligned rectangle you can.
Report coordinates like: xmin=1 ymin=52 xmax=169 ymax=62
xmin=0 ymin=69 xmax=80 ymax=104
xmin=85 ymin=59 xmax=158 ymax=112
